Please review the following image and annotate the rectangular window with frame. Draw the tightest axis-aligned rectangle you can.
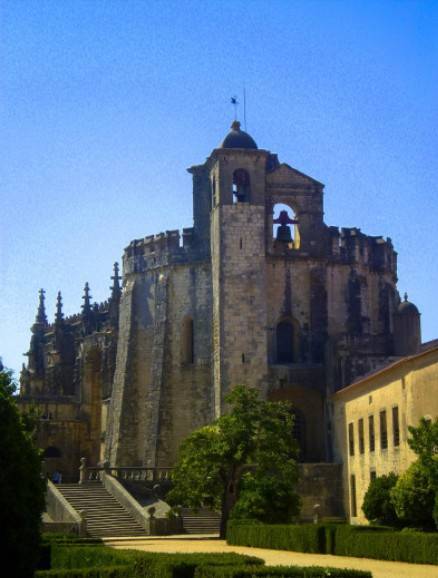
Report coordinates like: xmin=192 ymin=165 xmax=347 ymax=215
xmin=369 ymin=415 xmax=375 ymax=452
xmin=380 ymin=409 xmax=388 ymax=450
xmin=370 ymin=469 xmax=377 ymax=482
xmin=350 ymin=474 xmax=357 ymax=517
xmin=348 ymin=422 xmax=355 ymax=456
xmin=392 ymin=406 xmax=400 ymax=447
xmin=358 ymin=418 xmax=365 ymax=454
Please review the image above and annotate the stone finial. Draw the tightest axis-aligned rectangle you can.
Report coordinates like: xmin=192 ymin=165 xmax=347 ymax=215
xmin=55 ymin=291 xmax=64 ymax=324
xmin=404 ymin=292 xmax=408 ymax=302
xmin=110 ymin=262 xmax=121 ymax=299
xmin=81 ymin=282 xmax=92 ymax=316
xmin=231 ymin=120 xmax=241 ymax=131
xmin=35 ymin=288 xmax=48 ymax=325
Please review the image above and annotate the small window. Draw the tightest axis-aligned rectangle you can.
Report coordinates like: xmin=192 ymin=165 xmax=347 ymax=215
xmin=369 ymin=415 xmax=375 ymax=452
xmin=348 ymin=422 xmax=355 ymax=456
xmin=392 ymin=406 xmax=400 ymax=447
xmin=380 ymin=410 xmax=388 ymax=450
xmin=350 ymin=474 xmax=357 ymax=517
xmin=358 ymin=418 xmax=365 ymax=454
xmin=370 ymin=469 xmax=377 ymax=482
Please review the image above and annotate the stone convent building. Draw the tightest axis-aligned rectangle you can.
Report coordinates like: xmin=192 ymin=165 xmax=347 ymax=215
xmin=19 ymin=120 xmax=422 ymax=486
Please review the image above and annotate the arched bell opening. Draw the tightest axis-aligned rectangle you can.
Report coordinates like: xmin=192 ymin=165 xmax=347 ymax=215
xmin=232 ymin=169 xmax=251 ymax=203
xmin=272 ymin=203 xmax=300 ymax=248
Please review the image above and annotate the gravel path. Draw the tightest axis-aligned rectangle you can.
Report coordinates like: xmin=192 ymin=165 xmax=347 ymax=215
xmin=104 ymin=536 xmax=438 ymax=578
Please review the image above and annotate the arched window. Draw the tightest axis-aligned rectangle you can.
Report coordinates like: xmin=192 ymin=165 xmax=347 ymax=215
xmin=276 ymin=320 xmax=295 ymax=363
xmin=232 ymin=169 xmax=250 ymax=203
xmin=181 ymin=316 xmax=194 ymax=364
xmin=43 ymin=446 xmax=62 ymax=458
xmin=272 ymin=203 xmax=300 ymax=248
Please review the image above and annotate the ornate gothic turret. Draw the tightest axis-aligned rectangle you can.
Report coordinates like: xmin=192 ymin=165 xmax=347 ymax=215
xmin=55 ymin=291 xmax=64 ymax=325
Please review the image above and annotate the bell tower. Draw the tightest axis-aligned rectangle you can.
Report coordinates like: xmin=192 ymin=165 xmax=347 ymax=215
xmin=209 ymin=121 xmax=270 ymax=416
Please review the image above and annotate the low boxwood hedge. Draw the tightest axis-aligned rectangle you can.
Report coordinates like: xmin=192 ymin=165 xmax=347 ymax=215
xmin=227 ymin=522 xmax=438 ymax=565
xmin=194 ymin=565 xmax=372 ymax=578
xmin=37 ymin=545 xmax=265 ymax=578
xmin=36 ymin=566 xmax=129 ymax=578
xmin=331 ymin=525 xmax=438 ymax=564
xmin=227 ymin=522 xmax=325 ymax=554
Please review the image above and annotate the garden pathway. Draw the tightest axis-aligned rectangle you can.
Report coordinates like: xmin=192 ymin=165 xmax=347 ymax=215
xmin=104 ymin=536 xmax=438 ymax=578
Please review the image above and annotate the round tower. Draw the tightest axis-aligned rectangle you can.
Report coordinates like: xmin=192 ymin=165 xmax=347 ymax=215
xmin=394 ymin=293 xmax=421 ymax=355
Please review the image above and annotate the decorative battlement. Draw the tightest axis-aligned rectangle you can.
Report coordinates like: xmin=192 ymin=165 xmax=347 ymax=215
xmin=123 ymin=227 xmax=196 ymax=274
xmin=328 ymin=226 xmax=397 ymax=275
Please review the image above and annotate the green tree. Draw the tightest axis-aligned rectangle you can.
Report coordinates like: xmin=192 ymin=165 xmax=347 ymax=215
xmin=167 ymin=386 xmax=300 ymax=537
xmin=362 ymin=472 xmax=399 ymax=526
xmin=390 ymin=461 xmax=435 ymax=528
xmin=406 ymin=416 xmax=438 ymax=529
xmin=0 ymin=364 xmax=46 ymax=577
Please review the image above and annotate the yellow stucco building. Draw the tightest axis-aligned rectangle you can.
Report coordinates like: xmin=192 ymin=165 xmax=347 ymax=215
xmin=333 ymin=341 xmax=438 ymax=524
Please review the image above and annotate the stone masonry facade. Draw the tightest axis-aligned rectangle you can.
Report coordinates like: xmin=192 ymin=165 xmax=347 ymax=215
xmin=19 ymin=121 xmax=421 ymax=502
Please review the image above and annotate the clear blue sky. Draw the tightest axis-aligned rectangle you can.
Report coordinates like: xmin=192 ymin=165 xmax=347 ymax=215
xmin=1 ymin=0 xmax=437 ymax=374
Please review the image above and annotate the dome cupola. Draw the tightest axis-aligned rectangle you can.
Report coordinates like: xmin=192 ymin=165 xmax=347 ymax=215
xmin=220 ymin=120 xmax=258 ymax=150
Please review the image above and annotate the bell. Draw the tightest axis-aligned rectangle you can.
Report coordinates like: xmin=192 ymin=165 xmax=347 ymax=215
xmin=276 ymin=224 xmax=292 ymax=243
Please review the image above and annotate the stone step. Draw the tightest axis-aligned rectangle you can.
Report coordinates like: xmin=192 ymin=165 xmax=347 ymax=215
xmin=56 ymin=482 xmax=146 ymax=538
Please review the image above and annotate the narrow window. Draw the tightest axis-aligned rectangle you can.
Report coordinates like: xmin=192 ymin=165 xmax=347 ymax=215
xmin=276 ymin=321 xmax=294 ymax=363
xmin=348 ymin=422 xmax=355 ymax=456
xmin=350 ymin=474 xmax=357 ymax=517
xmin=392 ymin=406 xmax=400 ymax=447
xmin=380 ymin=410 xmax=388 ymax=450
xmin=182 ymin=317 xmax=194 ymax=364
xmin=369 ymin=415 xmax=375 ymax=452
xmin=358 ymin=418 xmax=365 ymax=454
xmin=370 ymin=469 xmax=377 ymax=482
xmin=212 ymin=177 xmax=217 ymax=206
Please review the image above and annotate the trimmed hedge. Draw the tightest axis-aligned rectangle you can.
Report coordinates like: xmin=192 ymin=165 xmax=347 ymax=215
xmin=37 ymin=546 xmax=265 ymax=578
xmin=195 ymin=566 xmax=372 ymax=578
xmin=331 ymin=525 xmax=438 ymax=564
xmin=36 ymin=566 xmax=129 ymax=578
xmin=227 ymin=522 xmax=438 ymax=565
xmin=227 ymin=522 xmax=324 ymax=553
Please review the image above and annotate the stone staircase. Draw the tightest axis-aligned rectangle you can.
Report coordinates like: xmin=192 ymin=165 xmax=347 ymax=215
xmin=180 ymin=508 xmax=221 ymax=535
xmin=57 ymin=482 xmax=146 ymax=537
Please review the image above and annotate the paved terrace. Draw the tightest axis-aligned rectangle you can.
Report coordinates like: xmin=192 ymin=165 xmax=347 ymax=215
xmin=104 ymin=536 xmax=438 ymax=578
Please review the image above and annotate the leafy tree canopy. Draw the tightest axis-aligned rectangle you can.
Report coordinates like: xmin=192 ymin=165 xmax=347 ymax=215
xmin=167 ymin=385 xmax=300 ymax=536
xmin=0 ymin=364 xmax=46 ymax=577
xmin=362 ymin=472 xmax=399 ymax=526
xmin=406 ymin=416 xmax=438 ymax=529
xmin=390 ymin=461 xmax=435 ymax=529
xmin=408 ymin=417 xmax=438 ymax=486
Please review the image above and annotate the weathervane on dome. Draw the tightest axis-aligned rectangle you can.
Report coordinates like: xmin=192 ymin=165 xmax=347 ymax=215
xmin=230 ymin=88 xmax=247 ymax=130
